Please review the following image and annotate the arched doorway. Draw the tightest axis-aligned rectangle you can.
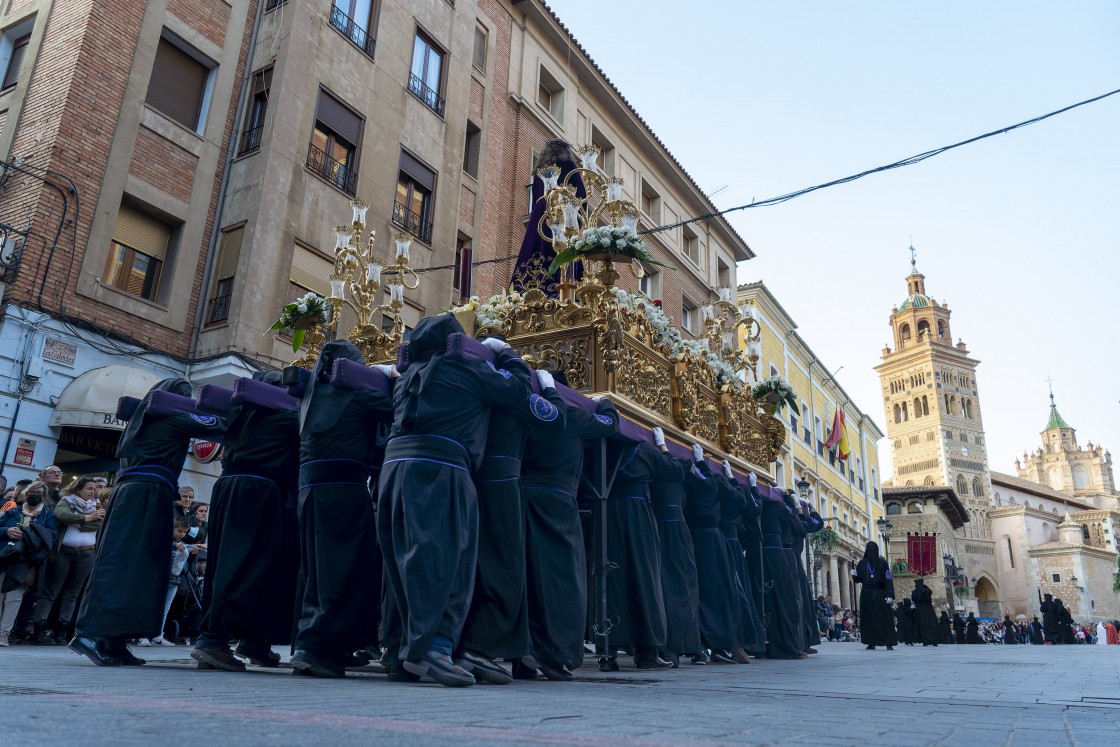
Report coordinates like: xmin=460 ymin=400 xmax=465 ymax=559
xmin=974 ymin=576 xmax=1000 ymax=619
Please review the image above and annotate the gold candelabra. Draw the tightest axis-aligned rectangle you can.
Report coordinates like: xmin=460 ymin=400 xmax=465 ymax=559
xmin=701 ymin=288 xmax=763 ymax=381
xmin=327 ymin=198 xmax=420 ymax=363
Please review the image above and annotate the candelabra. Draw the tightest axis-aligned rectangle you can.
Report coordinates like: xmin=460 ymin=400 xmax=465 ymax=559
xmin=328 ymin=198 xmax=420 ymax=363
xmin=700 ymin=288 xmax=764 ymax=380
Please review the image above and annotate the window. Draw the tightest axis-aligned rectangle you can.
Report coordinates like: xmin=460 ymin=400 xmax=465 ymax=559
xmin=917 ymin=319 xmax=930 ymax=340
xmin=717 ymin=258 xmax=732 ymax=288
xmin=591 ymin=125 xmax=615 ymax=175
xmin=472 ymin=23 xmax=488 ymax=72
xmin=104 ymin=205 xmax=171 ymax=301
xmin=899 ymin=323 xmax=911 ymax=345
xmin=886 ymin=503 xmax=901 ymax=515
xmin=956 ymin=474 xmax=968 ymax=496
xmin=640 ymin=180 xmax=661 ymax=223
xmin=907 ymin=502 xmax=923 ymax=514
xmin=290 ymin=243 xmax=334 ymax=300
xmin=394 ymin=149 xmax=436 ymax=244
xmin=1051 ymin=573 xmax=1060 ymax=584
xmin=238 ymin=68 xmax=271 ymax=156
xmin=2 ymin=33 xmax=29 ymax=91
xmin=463 ymin=120 xmax=481 ymax=178
xmin=790 ymin=410 xmax=798 ymax=433
xmin=972 ymin=477 xmax=983 ymax=497
xmin=537 ymin=65 xmax=564 ymax=120
xmin=265 ymin=0 xmax=289 ymax=10
xmin=410 ymin=32 xmax=446 ymax=116
xmin=681 ymin=297 xmax=697 ymax=334
xmin=205 ymin=225 xmax=243 ymax=325
xmin=682 ymin=226 xmax=700 ymax=265
xmin=937 ymin=321 xmax=945 ymax=339
xmin=774 ymin=461 xmax=785 ymax=489
xmin=330 ymin=1 xmax=377 ymax=59
xmin=146 ymin=35 xmax=213 ymax=132
xmin=638 ymin=264 xmax=659 ymax=298
xmin=308 ymin=89 xmax=362 ymax=194
xmin=769 ymin=364 xmax=779 ymax=378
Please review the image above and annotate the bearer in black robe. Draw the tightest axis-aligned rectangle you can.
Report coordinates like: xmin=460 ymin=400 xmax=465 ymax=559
xmin=939 ymin=610 xmax=953 ymax=644
xmin=757 ymin=485 xmax=806 ymax=659
xmin=739 ymin=472 xmax=766 ymax=658
xmin=192 ymin=372 xmax=300 ymax=672
xmin=910 ymin=578 xmax=940 ymax=646
xmin=520 ymin=379 xmax=617 ymax=680
xmin=1029 ymin=616 xmax=1044 ymax=645
xmin=1056 ymin=600 xmax=1074 ymax=644
xmin=457 ymin=366 xmax=566 ymax=684
xmin=952 ymin=612 xmax=966 ymax=644
xmin=965 ymin=612 xmax=981 ymax=644
xmin=378 ymin=315 xmax=531 ymax=687
xmin=1040 ymin=593 xmax=1058 ymax=643
xmin=648 ymin=444 xmax=702 ymax=668
xmin=1002 ymin=614 xmax=1017 ymax=644
xmin=713 ymin=461 xmax=762 ymax=662
xmin=291 ymin=342 xmax=395 ymax=678
xmin=792 ymin=497 xmax=825 ymax=654
xmin=853 ymin=540 xmax=896 ymax=650
xmin=71 ymin=378 xmax=225 ymax=666
xmin=603 ymin=428 xmax=683 ymax=669
xmin=895 ymin=600 xmax=915 ymax=645
xmin=685 ymin=452 xmax=742 ymax=662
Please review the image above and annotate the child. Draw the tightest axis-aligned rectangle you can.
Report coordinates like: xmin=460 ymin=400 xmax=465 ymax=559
xmin=139 ymin=516 xmax=192 ymax=647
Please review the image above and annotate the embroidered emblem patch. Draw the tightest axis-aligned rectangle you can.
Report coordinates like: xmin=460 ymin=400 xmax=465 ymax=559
xmin=190 ymin=413 xmax=218 ymax=426
xmin=594 ymin=414 xmax=613 ymax=425
xmin=486 ymin=361 xmax=512 ymax=379
xmin=885 ymin=570 xmax=893 ymax=580
xmin=529 ymin=394 xmax=558 ymax=422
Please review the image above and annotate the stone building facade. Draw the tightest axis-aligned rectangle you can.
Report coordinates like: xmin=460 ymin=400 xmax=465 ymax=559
xmin=1015 ymin=393 xmax=1117 ymax=501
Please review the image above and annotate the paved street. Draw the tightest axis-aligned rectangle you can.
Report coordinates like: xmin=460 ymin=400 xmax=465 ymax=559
xmin=2 ymin=642 xmax=1118 ymax=746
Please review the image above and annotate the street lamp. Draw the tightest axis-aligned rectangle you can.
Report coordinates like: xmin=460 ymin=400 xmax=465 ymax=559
xmin=876 ymin=515 xmax=893 ymax=560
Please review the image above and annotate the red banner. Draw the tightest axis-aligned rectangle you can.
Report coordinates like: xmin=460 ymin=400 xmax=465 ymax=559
xmin=907 ymin=534 xmax=937 ymax=577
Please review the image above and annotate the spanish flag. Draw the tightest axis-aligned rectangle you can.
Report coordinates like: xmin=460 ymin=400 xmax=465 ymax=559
xmin=825 ymin=407 xmax=851 ymax=460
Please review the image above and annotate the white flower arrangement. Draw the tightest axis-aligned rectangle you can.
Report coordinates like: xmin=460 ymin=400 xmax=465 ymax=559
xmin=751 ymin=374 xmax=798 ymax=414
xmin=549 ymin=225 xmax=662 ymax=273
xmin=448 ymin=290 xmax=524 ymax=333
xmin=270 ymin=292 xmax=331 ymax=351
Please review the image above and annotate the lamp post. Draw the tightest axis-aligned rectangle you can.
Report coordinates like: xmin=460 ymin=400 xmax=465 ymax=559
xmin=943 ymin=553 xmax=957 ymax=612
xmin=876 ymin=515 xmax=893 ymax=566
xmin=797 ymin=476 xmax=813 ymax=596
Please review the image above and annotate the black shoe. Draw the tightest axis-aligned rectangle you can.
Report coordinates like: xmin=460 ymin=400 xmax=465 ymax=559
xmin=192 ymin=646 xmax=246 ymax=672
xmin=866 ymin=645 xmax=876 ymax=650
xmin=102 ymin=640 xmax=146 ymax=666
xmin=385 ymin=661 xmax=421 ymax=682
xmin=455 ymin=650 xmax=512 ymax=685
xmin=290 ymin=649 xmax=346 ymax=678
xmin=806 ymin=647 xmax=818 ymax=654
xmin=691 ymin=650 xmax=709 ymax=665
xmin=68 ymin=637 xmax=122 ymax=667
xmin=234 ymin=641 xmax=281 ymax=668
xmin=538 ymin=660 xmax=575 ymax=681
xmin=664 ymin=653 xmax=680 ymax=668
xmin=511 ymin=658 xmax=539 ymax=680
xmin=635 ymin=657 xmax=673 ymax=670
xmin=710 ymin=650 xmax=735 ymax=664
xmin=887 ymin=646 xmax=894 ymax=651
xmin=597 ymin=656 xmax=619 ymax=672
xmin=33 ymin=623 xmax=53 ymax=646
xmin=403 ymin=651 xmax=475 ymax=687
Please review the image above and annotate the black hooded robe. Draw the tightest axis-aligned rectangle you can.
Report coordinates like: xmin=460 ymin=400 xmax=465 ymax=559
xmin=1057 ymin=603 xmax=1075 ymax=644
xmin=1030 ymin=619 xmax=1044 ymax=645
xmin=197 ymin=372 xmax=300 ymax=651
xmin=895 ymin=602 xmax=915 ymax=645
xmin=1003 ymin=616 xmax=1017 ymax=644
xmin=855 ymin=541 xmax=897 ymax=648
xmin=911 ymin=582 xmax=941 ymax=645
xmin=965 ymin=614 xmax=981 ymax=644
xmin=939 ymin=611 xmax=953 ymax=644
xmin=521 ymin=400 xmax=617 ymax=670
xmin=377 ymin=315 xmax=531 ymax=663
xmin=457 ymin=382 xmax=566 ymax=661
xmin=759 ymin=492 xmax=805 ymax=658
xmin=75 ymin=379 xmax=225 ymax=641
xmin=794 ymin=508 xmax=825 ymax=651
xmin=649 ymin=457 xmax=701 ymax=657
xmin=953 ymin=614 xmax=966 ymax=644
xmin=605 ymin=441 xmax=682 ymax=657
xmin=738 ymin=483 xmax=766 ymax=656
xmin=714 ymin=473 xmax=764 ymax=652
xmin=1040 ymin=596 xmax=1058 ymax=643
xmin=293 ymin=342 xmax=394 ymax=665
xmin=685 ymin=462 xmax=741 ymax=653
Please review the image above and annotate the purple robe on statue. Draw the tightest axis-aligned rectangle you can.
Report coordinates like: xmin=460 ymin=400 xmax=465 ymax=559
xmin=509 ymin=158 xmax=586 ymax=295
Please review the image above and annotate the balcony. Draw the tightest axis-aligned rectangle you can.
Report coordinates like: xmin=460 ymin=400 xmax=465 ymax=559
xmin=408 ymin=72 xmax=445 ymax=117
xmin=265 ymin=0 xmax=287 ymax=10
xmin=392 ymin=201 xmax=433 ymax=244
xmin=237 ymin=124 xmax=263 ymax=157
xmin=329 ymin=5 xmax=376 ymax=59
xmin=204 ymin=294 xmax=231 ymax=326
xmin=306 ymin=143 xmax=357 ymax=195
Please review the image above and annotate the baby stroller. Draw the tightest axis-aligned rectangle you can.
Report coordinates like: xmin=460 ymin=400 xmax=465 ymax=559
xmin=166 ymin=564 xmax=205 ymax=644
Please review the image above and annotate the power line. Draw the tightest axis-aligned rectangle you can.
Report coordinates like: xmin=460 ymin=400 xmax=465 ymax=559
xmin=641 ymin=86 xmax=1120 ymax=236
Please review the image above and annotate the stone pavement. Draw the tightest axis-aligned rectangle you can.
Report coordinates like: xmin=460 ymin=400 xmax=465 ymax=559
xmin=2 ymin=641 xmax=1118 ymax=746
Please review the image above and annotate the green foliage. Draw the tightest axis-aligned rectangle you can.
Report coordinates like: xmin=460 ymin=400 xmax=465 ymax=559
xmin=809 ymin=527 xmax=840 ymax=553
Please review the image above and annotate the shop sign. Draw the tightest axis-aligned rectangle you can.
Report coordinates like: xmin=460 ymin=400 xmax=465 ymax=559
xmin=13 ymin=438 xmax=35 ymax=466
xmin=42 ymin=338 xmax=78 ymax=366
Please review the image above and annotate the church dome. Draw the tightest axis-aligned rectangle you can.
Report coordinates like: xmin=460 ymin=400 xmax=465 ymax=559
xmin=898 ymin=293 xmax=933 ymax=311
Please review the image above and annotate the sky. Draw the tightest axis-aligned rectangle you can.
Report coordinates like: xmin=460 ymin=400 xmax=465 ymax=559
xmin=555 ymin=0 xmax=1120 ymax=481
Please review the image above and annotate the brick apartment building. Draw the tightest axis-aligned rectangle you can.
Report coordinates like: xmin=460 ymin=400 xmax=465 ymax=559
xmin=0 ymin=0 xmax=749 ymax=489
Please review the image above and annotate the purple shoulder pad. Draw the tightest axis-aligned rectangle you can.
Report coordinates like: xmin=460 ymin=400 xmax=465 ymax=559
xmin=233 ymin=377 xmax=299 ymax=412
xmin=146 ymin=389 xmax=206 ymax=418
xmin=116 ymin=396 xmax=141 ymax=422
xmin=196 ymin=385 xmax=234 ymax=415
xmin=445 ymin=332 xmax=498 ymax=363
xmin=396 ymin=344 xmax=410 ymax=373
xmin=329 ymin=358 xmax=391 ymax=395
xmin=555 ymin=382 xmax=595 ymax=413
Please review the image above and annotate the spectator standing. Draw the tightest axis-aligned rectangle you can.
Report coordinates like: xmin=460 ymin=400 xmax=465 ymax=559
xmin=0 ymin=482 xmax=58 ymax=646
xmin=139 ymin=516 xmax=194 ymax=647
xmin=0 ymin=488 xmax=15 ymax=513
xmin=38 ymin=467 xmax=64 ymax=509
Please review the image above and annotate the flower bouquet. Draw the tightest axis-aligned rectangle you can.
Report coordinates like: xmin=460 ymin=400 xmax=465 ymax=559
xmin=953 ymin=583 xmax=971 ymax=598
xmin=548 ymin=225 xmax=663 ymax=274
xmin=891 ymin=558 xmax=910 ymax=575
xmin=271 ymin=292 xmax=331 ymax=351
xmin=751 ymin=375 xmax=798 ymax=415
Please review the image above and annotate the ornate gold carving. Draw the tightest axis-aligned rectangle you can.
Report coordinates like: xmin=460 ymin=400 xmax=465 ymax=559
xmin=614 ymin=347 xmax=671 ymax=418
xmin=762 ymin=416 xmax=787 ymax=464
xmin=515 ymin=336 xmax=592 ymax=391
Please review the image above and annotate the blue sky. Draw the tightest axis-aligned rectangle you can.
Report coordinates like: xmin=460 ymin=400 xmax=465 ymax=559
xmin=556 ymin=1 xmax=1120 ymax=481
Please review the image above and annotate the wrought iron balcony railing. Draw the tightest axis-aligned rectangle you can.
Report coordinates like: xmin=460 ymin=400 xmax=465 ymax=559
xmin=265 ymin=0 xmax=287 ymax=11
xmin=237 ymin=124 xmax=263 ymax=157
xmin=329 ymin=5 xmax=376 ymax=59
xmin=306 ymin=143 xmax=357 ymax=195
xmin=392 ymin=200 xmax=433 ymax=244
xmin=408 ymin=72 xmax=445 ymax=117
xmin=205 ymin=294 xmax=231 ymax=326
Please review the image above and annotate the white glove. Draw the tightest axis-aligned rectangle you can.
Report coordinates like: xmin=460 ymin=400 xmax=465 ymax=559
xmin=590 ymin=395 xmax=604 ymax=402
xmin=480 ymin=337 xmax=510 ymax=352
xmin=372 ymin=364 xmax=398 ymax=378
xmin=722 ymin=460 xmax=733 ymax=479
xmin=536 ymin=369 xmax=555 ymax=389
xmin=850 ymin=568 xmax=858 ymax=577
xmin=692 ymin=444 xmax=704 ymax=462
xmin=885 ymin=598 xmax=894 ymax=605
xmin=748 ymin=472 xmax=757 ymax=487
xmin=652 ymin=427 xmax=665 ymax=446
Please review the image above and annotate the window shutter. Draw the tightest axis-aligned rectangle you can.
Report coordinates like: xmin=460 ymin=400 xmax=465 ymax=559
xmin=214 ymin=226 xmax=243 ymax=280
xmin=399 ymin=150 xmax=436 ymax=191
xmin=289 ymin=245 xmax=333 ymax=297
xmin=399 ymin=302 xmax=423 ymax=329
xmin=315 ymin=89 xmax=362 ymax=145
xmin=251 ymin=67 xmax=272 ymax=95
xmin=112 ymin=206 xmax=170 ymax=261
xmin=2 ymin=36 xmax=29 ymax=90
xmin=472 ymin=26 xmax=487 ymax=71
xmin=146 ymin=39 xmax=208 ymax=130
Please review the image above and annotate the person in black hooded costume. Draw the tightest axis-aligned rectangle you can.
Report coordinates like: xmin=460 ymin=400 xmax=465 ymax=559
xmin=965 ymin=611 xmax=981 ymax=644
xmin=952 ymin=611 xmax=966 ymax=644
xmin=792 ymin=496 xmax=825 ymax=654
xmin=519 ymin=373 xmax=617 ymax=681
xmin=910 ymin=578 xmax=940 ymax=646
xmin=191 ymin=371 xmax=300 ymax=672
xmin=377 ymin=314 xmax=531 ymax=687
xmin=853 ymin=540 xmax=896 ymax=650
xmin=71 ymin=378 xmax=225 ymax=667
xmin=894 ymin=599 xmax=915 ymax=645
xmin=1056 ymin=599 xmax=1075 ymax=644
xmin=712 ymin=461 xmax=763 ymax=663
xmin=456 ymin=363 xmax=566 ymax=684
xmin=756 ymin=484 xmax=806 ymax=659
xmin=939 ymin=610 xmax=953 ymax=644
xmin=290 ymin=341 xmax=395 ymax=678
xmin=1040 ymin=592 xmax=1058 ymax=643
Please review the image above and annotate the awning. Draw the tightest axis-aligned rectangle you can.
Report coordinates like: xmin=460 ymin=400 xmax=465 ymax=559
xmin=49 ymin=365 xmax=163 ymax=431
